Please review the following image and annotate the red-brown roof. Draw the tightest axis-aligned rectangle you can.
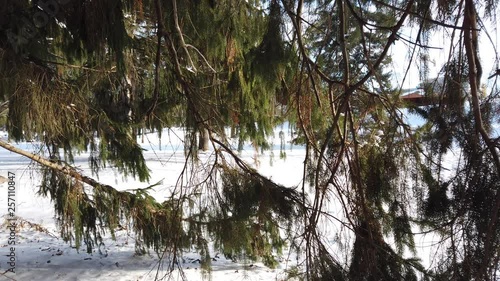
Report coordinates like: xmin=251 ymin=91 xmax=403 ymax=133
xmin=401 ymin=92 xmax=424 ymax=100
xmin=401 ymin=91 xmax=437 ymax=106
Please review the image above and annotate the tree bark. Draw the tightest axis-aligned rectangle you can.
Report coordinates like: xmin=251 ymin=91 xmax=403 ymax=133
xmin=0 ymin=140 xmax=118 ymax=193
xmin=198 ymin=128 xmax=210 ymax=151
xmin=463 ymin=0 xmax=500 ymax=278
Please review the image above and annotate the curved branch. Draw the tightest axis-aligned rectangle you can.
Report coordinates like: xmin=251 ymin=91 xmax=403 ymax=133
xmin=0 ymin=140 xmax=121 ymax=194
xmin=351 ymin=0 xmax=415 ymax=92
xmin=172 ymin=0 xmax=197 ymax=73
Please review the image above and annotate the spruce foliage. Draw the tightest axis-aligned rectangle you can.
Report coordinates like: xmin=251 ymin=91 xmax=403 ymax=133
xmin=1 ymin=0 xmax=500 ymax=280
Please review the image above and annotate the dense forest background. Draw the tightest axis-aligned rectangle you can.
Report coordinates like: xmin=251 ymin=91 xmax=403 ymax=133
xmin=1 ymin=0 xmax=499 ymax=280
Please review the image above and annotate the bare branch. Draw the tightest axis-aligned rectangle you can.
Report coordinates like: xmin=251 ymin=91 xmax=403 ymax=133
xmin=0 ymin=140 xmax=121 ymax=194
xmin=172 ymin=0 xmax=197 ymax=73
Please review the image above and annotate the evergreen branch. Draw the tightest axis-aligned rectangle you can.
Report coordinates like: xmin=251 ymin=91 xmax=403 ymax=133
xmin=344 ymin=0 xmax=395 ymax=31
xmin=339 ymin=0 xmax=350 ymax=86
xmin=210 ymin=137 xmax=301 ymax=204
xmin=281 ymin=0 xmax=343 ymax=101
xmin=396 ymin=7 xmax=428 ymax=95
xmin=0 ymin=140 xmax=189 ymax=266
xmin=294 ymin=64 xmax=320 ymax=154
xmin=185 ymin=44 xmax=217 ymax=73
xmin=172 ymin=0 xmax=197 ymax=73
xmin=0 ymin=101 xmax=8 ymax=116
xmin=395 ymin=34 xmax=443 ymax=50
xmin=281 ymin=9 xmax=321 ymax=31
xmin=487 ymin=69 xmax=500 ymax=79
xmin=144 ymin=0 xmax=164 ymax=119
xmin=371 ymin=0 xmax=480 ymax=31
xmin=346 ymin=101 xmax=370 ymax=220
xmin=351 ymin=0 xmax=414 ymax=91
xmin=0 ymin=139 xmax=123 ymax=196
xmin=478 ymin=18 xmax=499 ymax=72
xmin=308 ymin=0 xmax=351 ymax=238
xmin=40 ymin=60 xmax=117 ymax=73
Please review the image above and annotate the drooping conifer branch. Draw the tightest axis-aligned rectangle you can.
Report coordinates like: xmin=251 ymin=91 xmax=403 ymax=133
xmin=0 ymin=139 xmax=111 ymax=191
xmin=0 ymin=139 xmax=172 ymax=253
xmin=172 ymin=0 xmax=197 ymax=73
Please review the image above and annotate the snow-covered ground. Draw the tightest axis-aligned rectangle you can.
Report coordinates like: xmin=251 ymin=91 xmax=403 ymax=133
xmin=0 ymin=128 xmax=307 ymax=280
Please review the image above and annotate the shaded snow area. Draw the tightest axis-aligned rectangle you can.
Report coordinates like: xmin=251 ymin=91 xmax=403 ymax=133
xmin=0 ymin=128 xmax=307 ymax=280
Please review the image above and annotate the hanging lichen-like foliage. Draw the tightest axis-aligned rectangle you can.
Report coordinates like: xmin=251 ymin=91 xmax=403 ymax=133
xmin=208 ymin=166 xmax=302 ymax=268
xmin=38 ymin=165 xmax=186 ymax=254
xmin=247 ymin=0 xmax=287 ymax=90
xmin=33 ymin=150 xmax=303 ymax=272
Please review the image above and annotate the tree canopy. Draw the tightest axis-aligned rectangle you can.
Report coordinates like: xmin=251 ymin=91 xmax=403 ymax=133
xmin=1 ymin=0 xmax=499 ymax=280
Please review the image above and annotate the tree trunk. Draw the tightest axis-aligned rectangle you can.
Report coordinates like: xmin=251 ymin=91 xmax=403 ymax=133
xmin=198 ymin=128 xmax=209 ymax=151
xmin=463 ymin=1 xmax=500 ymax=278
